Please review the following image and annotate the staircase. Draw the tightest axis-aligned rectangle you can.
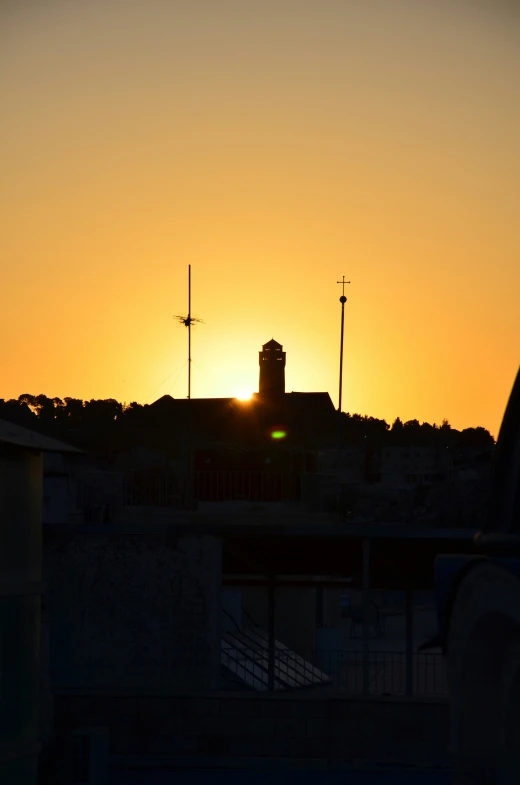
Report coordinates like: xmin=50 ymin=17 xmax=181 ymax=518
xmin=221 ymin=627 xmax=331 ymax=691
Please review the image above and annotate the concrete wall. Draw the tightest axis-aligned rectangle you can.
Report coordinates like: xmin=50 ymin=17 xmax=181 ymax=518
xmin=43 ymin=531 xmax=222 ymax=693
xmin=0 ymin=445 xmax=43 ymax=785
xmin=52 ymin=693 xmax=451 ymax=766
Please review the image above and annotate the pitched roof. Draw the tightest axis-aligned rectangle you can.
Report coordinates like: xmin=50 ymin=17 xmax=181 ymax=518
xmin=0 ymin=419 xmax=82 ymax=453
xmin=262 ymin=339 xmax=283 ymax=350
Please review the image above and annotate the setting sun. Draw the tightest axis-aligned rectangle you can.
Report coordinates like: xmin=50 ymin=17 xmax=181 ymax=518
xmin=235 ymin=392 xmax=252 ymax=402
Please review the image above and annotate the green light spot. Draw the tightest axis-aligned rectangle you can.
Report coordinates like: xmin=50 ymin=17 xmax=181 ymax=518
xmin=271 ymin=430 xmax=287 ymax=440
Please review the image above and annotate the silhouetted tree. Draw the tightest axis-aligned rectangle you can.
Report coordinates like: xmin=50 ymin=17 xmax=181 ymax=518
xmin=0 ymin=398 xmax=37 ymax=427
xmin=340 ymin=412 xmax=389 ymax=446
xmin=458 ymin=426 xmax=494 ymax=448
xmin=83 ymin=398 xmax=123 ymax=424
xmin=18 ymin=393 xmax=38 ymax=411
xmin=63 ymin=397 xmax=84 ymax=424
xmin=402 ymin=419 xmax=422 ymax=445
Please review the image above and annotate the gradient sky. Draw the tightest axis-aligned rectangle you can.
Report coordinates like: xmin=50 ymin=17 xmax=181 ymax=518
xmin=2 ymin=0 xmax=519 ymax=437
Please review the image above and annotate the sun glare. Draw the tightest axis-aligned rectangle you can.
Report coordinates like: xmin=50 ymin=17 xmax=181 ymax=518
xmin=235 ymin=391 xmax=252 ymax=401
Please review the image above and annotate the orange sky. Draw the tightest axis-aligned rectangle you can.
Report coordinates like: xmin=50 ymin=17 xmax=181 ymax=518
xmin=2 ymin=0 xmax=519 ymax=438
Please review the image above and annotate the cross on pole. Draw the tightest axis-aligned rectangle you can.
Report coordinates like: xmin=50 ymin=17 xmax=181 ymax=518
xmin=337 ymin=276 xmax=351 ymax=419
xmin=337 ymin=276 xmax=351 ymax=297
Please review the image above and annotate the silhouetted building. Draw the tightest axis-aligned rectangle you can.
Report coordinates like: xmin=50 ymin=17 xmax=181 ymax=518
xmin=0 ymin=419 xmax=80 ymax=783
xmin=148 ymin=339 xmax=337 ymax=452
xmin=258 ymin=338 xmax=286 ymax=397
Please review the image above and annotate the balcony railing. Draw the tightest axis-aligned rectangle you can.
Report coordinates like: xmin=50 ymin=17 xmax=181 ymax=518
xmin=50 ymin=647 xmax=447 ymax=696
xmin=75 ymin=470 xmax=307 ymax=521
xmin=194 ymin=471 xmax=300 ymax=502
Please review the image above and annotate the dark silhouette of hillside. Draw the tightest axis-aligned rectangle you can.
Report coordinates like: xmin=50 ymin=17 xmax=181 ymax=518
xmin=339 ymin=411 xmax=494 ymax=449
xmin=0 ymin=393 xmax=495 ymax=454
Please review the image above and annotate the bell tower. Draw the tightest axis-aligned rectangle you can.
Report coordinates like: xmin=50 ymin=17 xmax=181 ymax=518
xmin=259 ymin=339 xmax=286 ymax=396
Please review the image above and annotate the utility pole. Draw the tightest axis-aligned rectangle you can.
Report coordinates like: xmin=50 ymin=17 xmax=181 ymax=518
xmin=337 ymin=276 xmax=350 ymax=413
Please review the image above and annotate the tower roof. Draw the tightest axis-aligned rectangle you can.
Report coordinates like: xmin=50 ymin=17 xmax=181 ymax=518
xmin=262 ymin=339 xmax=283 ymax=351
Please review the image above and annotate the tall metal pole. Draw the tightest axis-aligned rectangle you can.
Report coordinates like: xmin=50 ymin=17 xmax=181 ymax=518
xmin=175 ymin=265 xmax=202 ymax=400
xmin=336 ymin=276 xmax=350 ymax=413
xmin=338 ymin=296 xmax=346 ymax=413
xmin=188 ymin=264 xmax=191 ymax=400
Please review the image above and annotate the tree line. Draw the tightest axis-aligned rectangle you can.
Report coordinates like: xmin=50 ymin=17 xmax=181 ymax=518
xmin=0 ymin=394 xmax=495 ymax=450
xmin=338 ymin=412 xmax=493 ymax=448
xmin=0 ymin=395 xmax=141 ymax=450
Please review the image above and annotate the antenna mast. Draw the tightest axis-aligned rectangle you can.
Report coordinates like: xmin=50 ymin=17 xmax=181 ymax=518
xmin=174 ymin=265 xmax=203 ymax=399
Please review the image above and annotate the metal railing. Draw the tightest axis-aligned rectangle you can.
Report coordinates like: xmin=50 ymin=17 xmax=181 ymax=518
xmin=76 ymin=471 xmax=125 ymax=523
xmin=76 ymin=471 xmax=185 ymax=521
xmin=50 ymin=644 xmax=447 ymax=696
xmin=123 ymin=473 xmax=184 ymax=508
xmin=221 ymin=646 xmax=447 ymax=696
xmin=75 ymin=470 xmax=303 ymax=519
xmin=194 ymin=471 xmax=300 ymax=502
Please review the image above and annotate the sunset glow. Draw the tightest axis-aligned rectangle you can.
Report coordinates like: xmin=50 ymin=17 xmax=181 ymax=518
xmin=235 ymin=392 xmax=253 ymax=402
xmin=2 ymin=1 xmax=519 ymax=438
